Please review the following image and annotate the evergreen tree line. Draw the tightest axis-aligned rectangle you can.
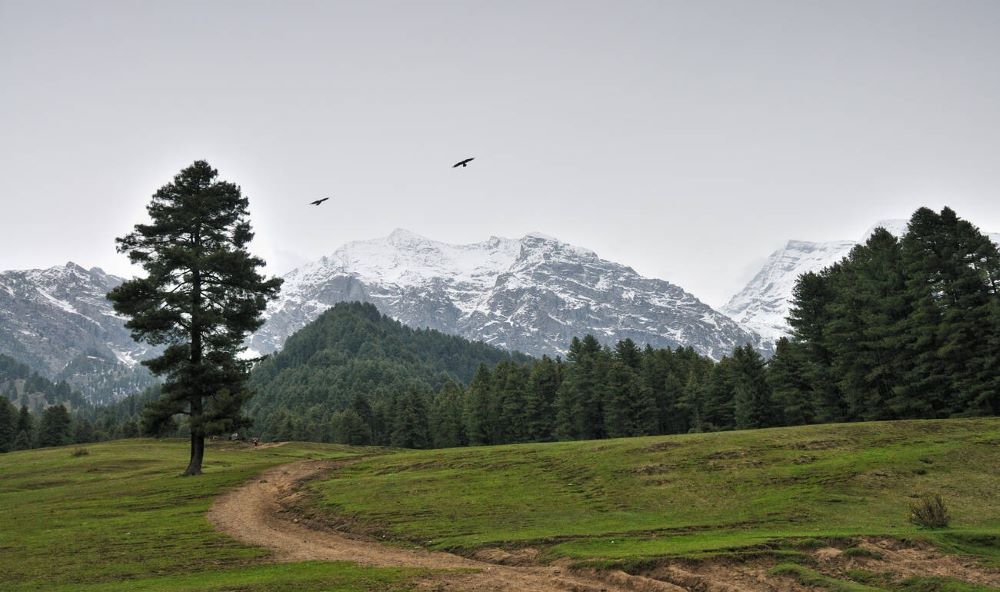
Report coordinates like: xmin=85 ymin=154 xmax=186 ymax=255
xmin=248 ymin=208 xmax=999 ymax=448
xmin=770 ymin=206 xmax=1000 ymax=422
xmin=7 ymin=206 xmax=995 ymax=452
xmin=255 ymin=334 xmax=787 ymax=447
xmin=0 ymin=354 xmax=90 ymax=414
xmin=0 ymin=384 xmax=161 ymax=453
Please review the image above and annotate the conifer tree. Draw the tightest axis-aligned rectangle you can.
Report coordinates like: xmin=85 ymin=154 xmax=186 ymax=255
xmin=333 ymin=409 xmax=371 ymax=445
xmin=15 ymin=405 xmax=33 ymax=448
xmin=826 ymin=229 xmax=910 ymax=420
xmin=731 ymin=345 xmax=775 ymax=429
xmin=0 ymin=397 xmax=16 ymax=452
xmin=614 ymin=339 xmax=642 ymax=370
xmin=38 ymin=404 xmax=72 ymax=447
xmin=391 ymin=389 xmax=430 ymax=449
xmin=464 ymin=365 xmax=496 ymax=445
xmin=767 ymin=338 xmax=815 ymax=425
xmin=788 ymin=271 xmax=846 ymax=422
xmin=494 ymin=361 xmax=530 ymax=443
xmin=524 ymin=356 xmax=561 ymax=441
xmin=700 ymin=360 xmax=736 ymax=431
xmin=430 ymin=380 xmax=467 ymax=448
xmin=604 ymin=359 xmax=656 ymax=437
xmin=73 ymin=418 xmax=97 ymax=444
xmin=13 ymin=430 xmax=31 ymax=451
xmin=554 ymin=335 xmax=607 ymax=440
xmin=108 ymin=161 xmax=282 ymax=475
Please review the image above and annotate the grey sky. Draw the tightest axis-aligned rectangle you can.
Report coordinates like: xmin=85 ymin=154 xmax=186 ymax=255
xmin=2 ymin=0 xmax=999 ymax=307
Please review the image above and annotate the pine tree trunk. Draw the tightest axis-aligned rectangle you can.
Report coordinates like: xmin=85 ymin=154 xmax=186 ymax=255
xmin=184 ymin=430 xmax=204 ymax=476
xmin=185 ymin=251 xmax=205 ymax=477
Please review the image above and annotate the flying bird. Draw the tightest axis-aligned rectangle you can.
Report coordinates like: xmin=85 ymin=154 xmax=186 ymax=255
xmin=309 ymin=197 xmax=330 ymax=206
xmin=452 ymin=157 xmax=474 ymax=168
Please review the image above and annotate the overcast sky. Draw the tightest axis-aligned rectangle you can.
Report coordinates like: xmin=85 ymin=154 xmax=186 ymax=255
xmin=2 ymin=0 xmax=999 ymax=307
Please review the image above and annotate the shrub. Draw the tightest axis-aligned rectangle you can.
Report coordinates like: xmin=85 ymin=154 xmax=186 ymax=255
xmin=842 ymin=546 xmax=883 ymax=559
xmin=909 ymin=495 xmax=950 ymax=528
xmin=71 ymin=448 xmax=89 ymax=457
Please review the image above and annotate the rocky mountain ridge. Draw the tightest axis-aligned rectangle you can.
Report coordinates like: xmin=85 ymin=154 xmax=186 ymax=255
xmin=250 ymin=229 xmax=767 ymax=360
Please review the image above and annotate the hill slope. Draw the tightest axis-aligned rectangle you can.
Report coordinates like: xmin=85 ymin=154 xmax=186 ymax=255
xmin=247 ymin=302 xmax=531 ymax=432
xmin=310 ymin=418 xmax=1000 ymax=588
xmin=0 ymin=353 xmax=89 ymax=414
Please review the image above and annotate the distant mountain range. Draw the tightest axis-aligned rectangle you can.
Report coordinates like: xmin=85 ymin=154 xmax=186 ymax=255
xmin=250 ymin=229 xmax=767 ymax=360
xmin=8 ymin=218 xmax=996 ymax=403
xmin=721 ymin=219 xmax=1000 ymax=344
xmin=0 ymin=263 xmax=155 ymax=404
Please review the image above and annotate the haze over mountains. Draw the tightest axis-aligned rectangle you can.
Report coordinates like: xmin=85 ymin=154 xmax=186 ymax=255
xmin=722 ymin=220 xmax=1000 ymax=343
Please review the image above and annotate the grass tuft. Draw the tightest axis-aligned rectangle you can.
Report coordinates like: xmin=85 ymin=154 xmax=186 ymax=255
xmin=841 ymin=546 xmax=883 ymax=559
xmin=910 ymin=495 xmax=951 ymax=528
xmin=769 ymin=563 xmax=880 ymax=592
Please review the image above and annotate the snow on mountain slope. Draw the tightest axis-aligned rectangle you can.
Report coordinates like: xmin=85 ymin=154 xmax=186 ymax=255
xmin=252 ymin=230 xmax=767 ymax=359
xmin=721 ymin=219 xmax=1000 ymax=344
xmin=0 ymin=263 xmax=155 ymax=402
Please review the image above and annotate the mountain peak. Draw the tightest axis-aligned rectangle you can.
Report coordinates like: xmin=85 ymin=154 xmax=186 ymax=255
xmin=253 ymin=230 xmax=766 ymax=360
xmin=723 ymin=217 xmax=999 ymax=345
xmin=860 ymin=219 xmax=909 ymax=242
xmin=386 ymin=228 xmax=430 ymax=243
xmin=522 ymin=231 xmax=559 ymax=242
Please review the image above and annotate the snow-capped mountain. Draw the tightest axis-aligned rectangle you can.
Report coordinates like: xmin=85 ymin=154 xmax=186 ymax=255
xmin=0 ymin=263 xmax=155 ymax=403
xmin=721 ymin=220 xmax=1000 ymax=344
xmin=251 ymin=229 xmax=767 ymax=360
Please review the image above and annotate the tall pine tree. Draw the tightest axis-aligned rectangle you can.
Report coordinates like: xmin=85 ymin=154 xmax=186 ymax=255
xmin=108 ymin=161 xmax=282 ymax=475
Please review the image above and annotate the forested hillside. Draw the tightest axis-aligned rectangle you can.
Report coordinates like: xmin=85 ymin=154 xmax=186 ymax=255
xmin=0 ymin=354 xmax=89 ymax=414
xmin=246 ymin=302 xmax=531 ymax=440
xmin=0 ymin=353 xmax=159 ymax=452
xmin=244 ymin=207 xmax=999 ymax=449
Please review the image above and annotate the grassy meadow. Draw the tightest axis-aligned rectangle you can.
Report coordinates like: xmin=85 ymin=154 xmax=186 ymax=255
xmin=1 ymin=418 xmax=998 ymax=591
xmin=311 ymin=418 xmax=1000 ymax=566
xmin=0 ymin=439 xmax=426 ymax=592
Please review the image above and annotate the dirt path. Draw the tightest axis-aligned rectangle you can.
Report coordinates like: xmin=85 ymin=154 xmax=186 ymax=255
xmin=207 ymin=459 xmax=682 ymax=592
xmin=207 ymin=459 xmax=1000 ymax=591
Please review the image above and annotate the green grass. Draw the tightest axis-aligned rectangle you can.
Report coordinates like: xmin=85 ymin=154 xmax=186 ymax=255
xmin=896 ymin=576 xmax=998 ymax=592
xmin=0 ymin=439 xmax=426 ymax=591
xmin=3 ymin=419 xmax=998 ymax=591
xmin=770 ymin=563 xmax=881 ymax=592
xmin=310 ymin=418 xmax=1000 ymax=563
xmin=828 ymin=570 xmax=997 ymax=592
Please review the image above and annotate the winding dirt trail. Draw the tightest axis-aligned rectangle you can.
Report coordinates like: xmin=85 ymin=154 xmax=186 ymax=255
xmin=208 ymin=459 xmax=682 ymax=592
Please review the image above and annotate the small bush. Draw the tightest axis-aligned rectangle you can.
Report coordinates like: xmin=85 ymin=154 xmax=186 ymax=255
xmin=789 ymin=537 xmax=827 ymax=549
xmin=71 ymin=448 xmax=90 ymax=457
xmin=909 ymin=494 xmax=950 ymax=528
xmin=842 ymin=546 xmax=883 ymax=559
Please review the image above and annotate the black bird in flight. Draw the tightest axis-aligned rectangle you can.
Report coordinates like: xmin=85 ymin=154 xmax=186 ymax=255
xmin=452 ymin=157 xmax=474 ymax=168
xmin=309 ymin=197 xmax=330 ymax=206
